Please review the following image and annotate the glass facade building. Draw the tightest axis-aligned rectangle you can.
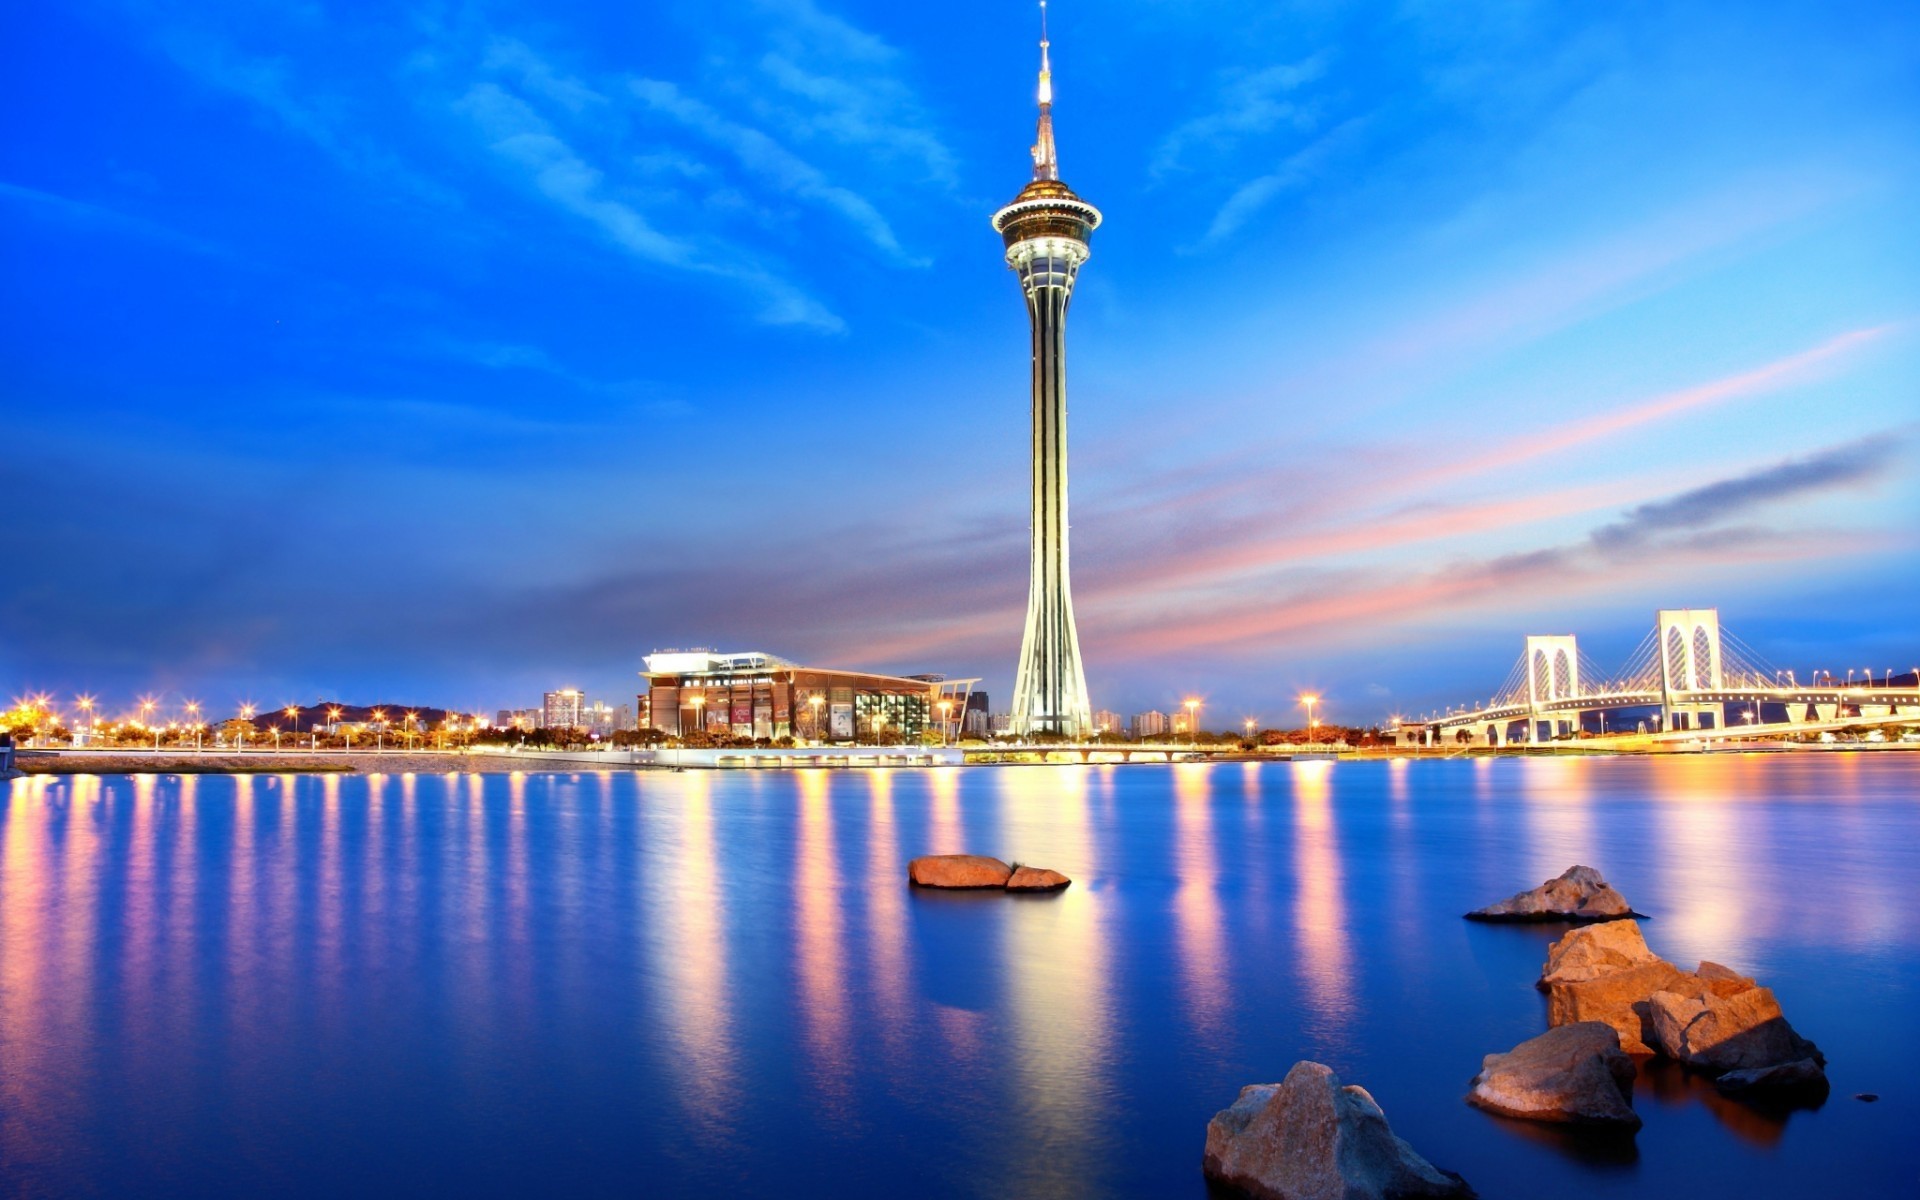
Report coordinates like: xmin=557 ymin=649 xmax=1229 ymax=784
xmin=641 ymin=652 xmax=976 ymax=743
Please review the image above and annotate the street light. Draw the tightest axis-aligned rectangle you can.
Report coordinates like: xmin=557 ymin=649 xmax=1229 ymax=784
xmin=76 ymin=695 xmax=95 ymax=745
xmin=405 ymin=711 xmax=419 ymax=750
xmin=238 ymin=703 xmax=255 ymax=752
xmin=1299 ymin=694 xmax=1319 ymax=747
xmin=808 ymin=694 xmax=824 ymax=746
xmin=1244 ymin=716 xmax=1256 ymax=745
xmin=327 ymin=706 xmax=344 ymax=752
xmin=1183 ymin=698 xmax=1200 ymax=747
xmin=373 ymin=709 xmax=387 ymax=753
xmin=938 ymin=700 xmax=953 ymax=747
xmin=185 ymin=701 xmax=202 ymax=752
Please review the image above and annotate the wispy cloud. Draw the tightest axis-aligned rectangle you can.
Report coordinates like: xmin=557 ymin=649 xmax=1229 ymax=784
xmin=1591 ymin=435 xmax=1899 ymax=550
xmin=631 ymin=78 xmax=926 ymax=265
xmin=0 ymin=181 xmax=223 ymax=256
xmin=1153 ymin=55 xmax=1328 ymax=178
xmin=1195 ymin=119 xmax=1366 ymax=248
xmin=456 ymin=82 xmax=843 ymax=331
xmin=158 ymin=30 xmax=458 ymax=206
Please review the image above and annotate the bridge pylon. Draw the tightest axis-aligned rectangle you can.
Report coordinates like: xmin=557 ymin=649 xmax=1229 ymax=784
xmin=1656 ymin=607 xmax=1725 ymax=732
xmin=1524 ymin=634 xmax=1581 ymax=741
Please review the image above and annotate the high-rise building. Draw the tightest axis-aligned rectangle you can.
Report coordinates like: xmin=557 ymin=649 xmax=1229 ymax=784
xmin=1092 ymin=709 xmax=1123 ymax=737
xmin=1132 ymin=710 xmax=1169 ymax=739
xmin=582 ymin=701 xmax=618 ymax=737
xmin=996 ymin=8 xmax=1100 ymax=739
xmin=543 ymin=689 xmax=584 ymax=730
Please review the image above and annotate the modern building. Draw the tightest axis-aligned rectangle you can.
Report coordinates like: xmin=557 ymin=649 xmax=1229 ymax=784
xmin=1092 ymin=709 xmax=1123 ymax=737
xmin=990 ymin=712 xmax=1014 ymax=735
xmin=1132 ymin=710 xmax=1169 ymax=739
xmin=995 ymin=11 xmax=1100 ymax=739
xmin=543 ymin=689 xmax=584 ymax=730
xmin=582 ymin=701 xmax=619 ymax=737
xmin=640 ymin=651 xmax=978 ymax=743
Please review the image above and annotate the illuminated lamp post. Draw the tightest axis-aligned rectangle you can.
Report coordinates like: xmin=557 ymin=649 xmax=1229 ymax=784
xmin=1184 ymin=698 xmax=1200 ymax=748
xmin=328 ymin=706 xmax=345 ymax=752
xmin=140 ymin=699 xmax=157 ymax=751
xmin=808 ymin=694 xmax=824 ymax=746
xmin=939 ymin=700 xmax=953 ymax=747
xmin=1300 ymin=694 xmax=1319 ymax=749
xmin=271 ymin=724 xmax=281 ymax=751
xmin=76 ymin=695 xmax=95 ymax=745
xmin=1244 ymin=716 xmax=1256 ymax=745
xmin=405 ymin=711 xmax=419 ymax=750
xmin=689 ymin=695 xmax=706 ymax=740
xmin=185 ymin=701 xmax=202 ymax=752
xmin=238 ymin=703 xmax=255 ymax=751
xmin=373 ymin=709 xmax=387 ymax=753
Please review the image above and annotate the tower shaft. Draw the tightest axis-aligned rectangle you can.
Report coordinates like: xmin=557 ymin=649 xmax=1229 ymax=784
xmin=1010 ymin=240 xmax=1092 ymax=737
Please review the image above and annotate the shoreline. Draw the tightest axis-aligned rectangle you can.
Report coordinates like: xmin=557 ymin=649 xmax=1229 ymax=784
xmin=11 ymin=740 xmax=1916 ymax=777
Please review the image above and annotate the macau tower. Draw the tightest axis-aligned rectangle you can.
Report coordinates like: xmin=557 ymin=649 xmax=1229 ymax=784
xmin=993 ymin=1 xmax=1101 ymax=738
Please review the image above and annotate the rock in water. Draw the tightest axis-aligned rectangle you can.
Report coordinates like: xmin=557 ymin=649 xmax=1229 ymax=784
xmin=1467 ymin=865 xmax=1636 ymax=922
xmin=1539 ymin=920 xmax=1663 ymax=988
xmin=1203 ymin=1061 xmax=1475 ymax=1200
xmin=1715 ymin=1058 xmax=1831 ymax=1102
xmin=1547 ymin=960 xmax=1690 ymax=1054
xmin=1467 ymin=1023 xmax=1641 ymax=1128
xmin=1006 ymin=865 xmax=1071 ymax=892
xmin=1647 ymin=984 xmax=1825 ymax=1076
xmin=907 ymin=855 xmax=1013 ymax=889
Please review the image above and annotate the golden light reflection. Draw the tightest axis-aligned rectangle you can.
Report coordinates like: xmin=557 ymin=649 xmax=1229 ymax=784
xmin=1514 ymin=759 xmax=1596 ymax=879
xmin=927 ymin=767 xmax=963 ymax=854
xmin=862 ymin=770 xmax=912 ymax=1063
xmin=998 ymin=764 xmax=1111 ymax=1196
xmin=1645 ymin=757 xmax=1767 ymax=963
xmin=795 ymin=769 xmax=852 ymax=1104
xmin=652 ymin=769 xmax=736 ymax=1131
xmin=1171 ymin=763 xmax=1227 ymax=1043
xmin=1291 ymin=761 xmax=1354 ymax=1039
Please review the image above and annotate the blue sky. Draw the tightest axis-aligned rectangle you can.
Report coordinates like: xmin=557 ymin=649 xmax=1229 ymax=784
xmin=5 ymin=0 xmax=1918 ymax=726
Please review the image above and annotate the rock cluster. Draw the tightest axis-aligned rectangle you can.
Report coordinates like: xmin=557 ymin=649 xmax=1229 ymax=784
xmin=1204 ymin=1061 xmax=1475 ymax=1200
xmin=906 ymin=855 xmax=1071 ymax=892
xmin=1539 ymin=919 xmax=1825 ymax=1099
xmin=1466 ymin=864 xmax=1638 ymax=923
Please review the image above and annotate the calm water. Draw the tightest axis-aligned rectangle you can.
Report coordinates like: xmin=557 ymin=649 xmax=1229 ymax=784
xmin=2 ymin=758 xmax=1917 ymax=1198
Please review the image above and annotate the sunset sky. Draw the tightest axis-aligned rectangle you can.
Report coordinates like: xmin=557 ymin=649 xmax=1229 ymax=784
xmin=6 ymin=0 xmax=1917 ymax=724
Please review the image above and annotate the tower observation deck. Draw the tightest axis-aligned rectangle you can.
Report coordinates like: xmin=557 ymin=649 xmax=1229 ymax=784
xmin=993 ymin=1 xmax=1101 ymax=738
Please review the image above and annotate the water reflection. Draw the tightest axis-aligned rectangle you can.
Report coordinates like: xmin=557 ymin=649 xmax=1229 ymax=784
xmin=1171 ymin=765 xmax=1227 ymax=1044
xmin=2 ymin=757 xmax=1916 ymax=1200
xmin=795 ymin=769 xmax=852 ymax=1105
xmin=648 ymin=771 xmax=736 ymax=1137
xmin=1290 ymin=762 xmax=1354 ymax=1045
xmin=999 ymin=766 xmax=1112 ymax=1196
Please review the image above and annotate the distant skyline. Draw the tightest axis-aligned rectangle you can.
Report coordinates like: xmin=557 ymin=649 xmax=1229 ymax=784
xmin=5 ymin=0 xmax=1917 ymax=726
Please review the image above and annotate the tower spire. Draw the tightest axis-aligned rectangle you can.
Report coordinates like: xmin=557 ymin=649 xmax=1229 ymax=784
xmin=1031 ymin=0 xmax=1058 ymax=181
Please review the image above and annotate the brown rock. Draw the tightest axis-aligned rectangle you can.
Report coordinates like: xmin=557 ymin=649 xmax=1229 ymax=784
xmin=1647 ymin=985 xmax=1824 ymax=1075
xmin=1467 ymin=865 xmax=1637 ymax=922
xmin=907 ymin=854 xmax=1012 ymax=889
xmin=1539 ymin=920 xmax=1663 ymax=989
xmin=1467 ymin=1022 xmax=1641 ymax=1128
xmin=1547 ymin=960 xmax=1690 ymax=1054
xmin=1695 ymin=961 xmax=1758 ymax=997
xmin=1204 ymin=1061 xmax=1475 ymax=1200
xmin=1006 ymin=865 xmax=1071 ymax=892
xmin=1714 ymin=1058 xmax=1830 ymax=1102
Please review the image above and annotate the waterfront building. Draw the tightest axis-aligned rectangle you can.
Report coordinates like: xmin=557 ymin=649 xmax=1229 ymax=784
xmin=542 ymin=690 xmax=585 ymax=730
xmin=1132 ymin=710 xmax=1169 ymax=739
xmin=640 ymin=651 xmax=976 ymax=742
xmin=990 ymin=712 xmax=1014 ymax=735
xmin=1093 ymin=709 xmax=1123 ymax=737
xmin=995 ymin=9 xmax=1100 ymax=738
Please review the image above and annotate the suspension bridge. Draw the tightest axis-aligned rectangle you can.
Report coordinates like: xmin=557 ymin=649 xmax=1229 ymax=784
xmin=1402 ymin=608 xmax=1920 ymax=747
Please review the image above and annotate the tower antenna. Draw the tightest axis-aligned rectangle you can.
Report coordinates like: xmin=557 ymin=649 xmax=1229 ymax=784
xmin=1031 ymin=0 xmax=1058 ymax=180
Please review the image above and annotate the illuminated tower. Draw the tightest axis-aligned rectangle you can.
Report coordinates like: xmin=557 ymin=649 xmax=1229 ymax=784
xmin=994 ymin=1 xmax=1100 ymax=738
